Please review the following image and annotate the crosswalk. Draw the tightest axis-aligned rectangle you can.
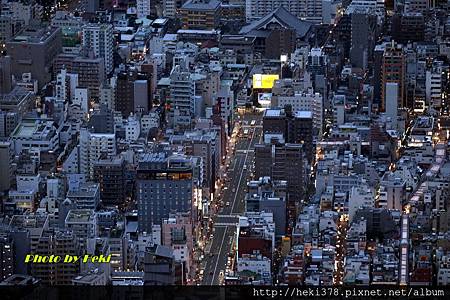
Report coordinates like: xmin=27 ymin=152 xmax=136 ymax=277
xmin=215 ymin=223 xmax=238 ymax=227
xmin=236 ymin=149 xmax=254 ymax=153
xmin=214 ymin=214 xmax=240 ymax=227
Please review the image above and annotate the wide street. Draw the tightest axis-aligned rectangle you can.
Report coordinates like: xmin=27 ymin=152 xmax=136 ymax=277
xmin=202 ymin=111 xmax=263 ymax=285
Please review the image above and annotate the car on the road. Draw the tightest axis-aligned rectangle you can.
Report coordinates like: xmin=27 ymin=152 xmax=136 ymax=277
xmin=232 ymin=188 xmax=236 ymax=192
xmin=226 ymin=202 xmax=230 ymax=206
xmin=243 ymin=165 xmax=247 ymax=170
xmin=209 ymin=271 xmax=213 ymax=275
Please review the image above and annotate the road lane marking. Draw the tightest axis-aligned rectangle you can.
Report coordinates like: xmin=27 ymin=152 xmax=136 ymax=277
xmin=211 ymin=226 xmax=227 ymax=285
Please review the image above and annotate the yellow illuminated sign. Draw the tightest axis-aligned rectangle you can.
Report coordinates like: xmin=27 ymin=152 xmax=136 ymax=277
xmin=252 ymin=74 xmax=279 ymax=89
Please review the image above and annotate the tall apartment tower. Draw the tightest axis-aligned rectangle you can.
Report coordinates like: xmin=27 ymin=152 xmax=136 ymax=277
xmin=381 ymin=41 xmax=405 ymax=111
xmin=115 ymin=68 xmax=152 ymax=117
xmin=0 ymin=140 xmax=13 ymax=192
xmin=115 ymin=69 xmax=138 ymax=118
xmin=350 ymin=12 xmax=377 ymax=70
xmin=0 ymin=56 xmax=12 ymax=94
xmin=0 ymin=234 xmax=14 ymax=281
xmin=80 ymin=127 xmax=116 ymax=179
xmin=254 ymin=136 xmax=305 ymax=230
xmin=262 ymin=108 xmax=313 ymax=160
xmin=137 ymin=0 xmax=152 ymax=18
xmin=137 ymin=153 xmax=194 ymax=233
xmin=31 ymin=230 xmax=81 ymax=285
xmin=170 ymin=65 xmax=195 ymax=129
xmin=82 ymin=24 xmax=114 ymax=75
xmin=93 ymin=156 xmax=127 ymax=206
xmin=163 ymin=0 xmax=182 ymax=18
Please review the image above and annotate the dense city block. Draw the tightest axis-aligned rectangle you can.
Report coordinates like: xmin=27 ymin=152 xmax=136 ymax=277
xmin=0 ymin=0 xmax=450 ymax=288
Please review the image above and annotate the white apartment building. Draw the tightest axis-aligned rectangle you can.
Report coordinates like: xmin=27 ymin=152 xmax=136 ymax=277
xmin=99 ymin=83 xmax=115 ymax=111
xmin=426 ymin=70 xmax=442 ymax=110
xmin=74 ymin=87 xmax=89 ymax=115
xmin=163 ymin=0 xmax=177 ymax=19
xmin=170 ymin=65 xmax=196 ymax=129
xmin=125 ymin=115 xmax=141 ymax=142
xmin=137 ymin=0 xmax=151 ymax=18
xmin=82 ymin=24 xmax=114 ymax=74
xmin=55 ymin=69 xmax=79 ymax=102
xmin=80 ymin=127 xmax=117 ymax=178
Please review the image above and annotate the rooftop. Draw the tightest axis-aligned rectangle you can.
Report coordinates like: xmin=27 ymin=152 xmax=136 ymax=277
xmin=66 ymin=209 xmax=96 ymax=223
xmin=240 ymin=7 xmax=312 ymax=38
xmin=181 ymin=0 xmax=221 ymax=11
xmin=11 ymin=26 xmax=60 ymax=44
xmin=264 ymin=109 xmax=283 ymax=118
xmin=295 ymin=111 xmax=313 ymax=119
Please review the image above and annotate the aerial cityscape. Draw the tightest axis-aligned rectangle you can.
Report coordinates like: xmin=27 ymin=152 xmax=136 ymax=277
xmin=0 ymin=0 xmax=450 ymax=291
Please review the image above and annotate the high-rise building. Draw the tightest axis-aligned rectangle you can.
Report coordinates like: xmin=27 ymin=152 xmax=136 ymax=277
xmin=0 ymin=140 xmax=13 ymax=192
xmin=0 ymin=56 xmax=12 ymax=94
xmin=93 ymin=156 xmax=127 ymax=206
xmin=99 ymin=83 xmax=115 ymax=111
xmin=170 ymin=65 xmax=196 ymax=129
xmin=163 ymin=0 xmax=185 ymax=18
xmin=307 ymin=47 xmax=327 ymax=76
xmin=137 ymin=0 xmax=152 ymax=18
xmin=426 ymin=64 xmax=444 ymax=110
xmin=0 ymin=234 xmax=14 ymax=281
xmin=0 ymin=16 xmax=13 ymax=51
xmin=392 ymin=13 xmax=425 ymax=44
xmin=54 ymin=54 xmax=105 ymax=99
xmin=82 ymin=24 xmax=114 ymax=75
xmin=55 ymin=68 xmax=78 ymax=103
xmin=385 ymin=82 xmax=398 ymax=128
xmin=381 ymin=41 xmax=405 ymax=111
xmin=6 ymin=26 xmax=62 ymax=88
xmin=115 ymin=68 xmax=153 ymax=118
xmin=350 ymin=12 xmax=377 ymax=70
xmin=79 ymin=127 xmax=116 ymax=179
xmin=255 ymin=136 xmax=306 ymax=228
xmin=262 ymin=108 xmax=313 ymax=158
xmin=81 ymin=0 xmax=99 ymax=13
xmin=373 ymin=43 xmax=384 ymax=108
xmin=137 ymin=153 xmax=194 ymax=233
xmin=31 ymin=230 xmax=81 ymax=285
xmin=0 ymin=111 xmax=18 ymax=138
xmin=115 ymin=69 xmax=138 ymax=118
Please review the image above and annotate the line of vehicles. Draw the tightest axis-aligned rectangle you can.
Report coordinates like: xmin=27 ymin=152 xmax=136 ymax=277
xmin=239 ymin=119 xmax=258 ymax=138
